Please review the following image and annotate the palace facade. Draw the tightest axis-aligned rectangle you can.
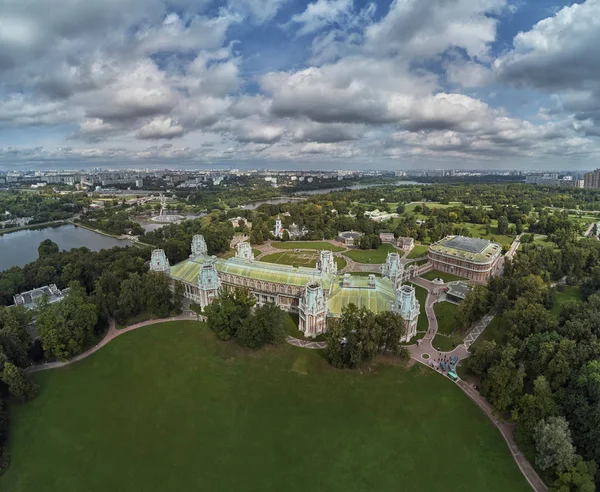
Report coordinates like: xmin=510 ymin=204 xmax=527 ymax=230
xmin=151 ymin=235 xmax=420 ymax=341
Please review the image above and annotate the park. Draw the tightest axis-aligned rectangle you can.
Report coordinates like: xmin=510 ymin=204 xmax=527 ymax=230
xmin=2 ymin=320 xmax=531 ymax=492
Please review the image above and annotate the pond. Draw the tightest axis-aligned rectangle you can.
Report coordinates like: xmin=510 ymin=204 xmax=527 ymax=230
xmin=0 ymin=225 xmax=133 ymax=271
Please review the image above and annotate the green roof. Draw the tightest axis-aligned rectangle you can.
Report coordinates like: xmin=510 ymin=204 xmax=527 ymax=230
xmin=327 ymin=277 xmax=396 ymax=317
xmin=170 ymin=256 xmax=334 ymax=290
xmin=429 ymin=235 xmax=501 ymax=264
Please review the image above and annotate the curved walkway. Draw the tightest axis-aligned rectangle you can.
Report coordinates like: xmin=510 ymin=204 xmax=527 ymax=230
xmin=26 ymin=313 xmax=195 ymax=374
xmin=286 ymin=336 xmax=327 ymax=349
xmin=406 ymin=277 xmax=546 ymax=492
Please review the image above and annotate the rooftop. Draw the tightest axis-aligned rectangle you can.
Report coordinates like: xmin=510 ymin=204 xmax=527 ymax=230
xmin=13 ymin=284 xmax=70 ymax=310
xmin=429 ymin=235 xmax=502 ymax=264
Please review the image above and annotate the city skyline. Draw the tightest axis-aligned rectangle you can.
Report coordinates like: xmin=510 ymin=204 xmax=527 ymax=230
xmin=1 ymin=0 xmax=600 ymax=170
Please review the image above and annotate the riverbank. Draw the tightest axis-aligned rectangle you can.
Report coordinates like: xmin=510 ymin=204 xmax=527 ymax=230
xmin=0 ymin=219 xmax=67 ymax=236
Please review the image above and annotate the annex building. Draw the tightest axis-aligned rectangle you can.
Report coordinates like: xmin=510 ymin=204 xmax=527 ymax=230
xmin=428 ymin=235 xmax=502 ymax=282
xmin=151 ymin=236 xmax=420 ymax=341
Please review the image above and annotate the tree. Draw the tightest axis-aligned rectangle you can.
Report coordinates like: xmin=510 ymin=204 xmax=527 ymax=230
xmin=1 ymin=362 xmax=38 ymax=401
xmin=281 ymin=230 xmax=290 ymax=242
xmin=516 ymin=219 xmax=524 ymax=235
xmin=376 ymin=311 xmax=406 ymax=355
xmin=551 ymin=457 xmax=596 ymax=492
xmin=143 ymin=271 xmax=174 ymax=318
xmin=38 ymin=239 xmax=59 ymax=257
xmin=116 ymin=273 xmax=144 ymax=323
xmin=468 ymin=340 xmax=500 ymax=376
xmin=497 ymin=215 xmax=509 ymax=235
xmin=36 ymin=282 xmax=98 ymax=361
xmin=481 ymin=344 xmax=524 ymax=414
xmin=514 ymin=376 xmax=558 ymax=450
xmin=534 ymin=417 xmax=576 ymax=473
xmin=237 ymin=303 xmax=287 ymax=350
xmin=205 ymin=288 xmax=256 ymax=341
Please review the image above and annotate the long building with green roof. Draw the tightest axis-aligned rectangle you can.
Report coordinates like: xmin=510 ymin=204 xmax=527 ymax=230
xmin=153 ymin=236 xmax=419 ymax=341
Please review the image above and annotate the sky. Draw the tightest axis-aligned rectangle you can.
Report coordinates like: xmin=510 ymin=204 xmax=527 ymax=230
xmin=1 ymin=0 xmax=600 ymax=171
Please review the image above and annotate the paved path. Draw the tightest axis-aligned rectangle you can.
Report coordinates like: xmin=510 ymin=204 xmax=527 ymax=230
xmin=463 ymin=314 xmax=494 ymax=349
xmin=26 ymin=313 xmax=195 ymax=373
xmin=457 ymin=380 xmax=547 ymax=492
xmin=286 ymin=336 xmax=327 ymax=349
xmin=406 ymin=277 xmax=546 ymax=491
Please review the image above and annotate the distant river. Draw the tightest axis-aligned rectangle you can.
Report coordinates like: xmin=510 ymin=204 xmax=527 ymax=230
xmin=0 ymin=225 xmax=132 ymax=271
xmin=293 ymin=181 xmax=428 ymax=195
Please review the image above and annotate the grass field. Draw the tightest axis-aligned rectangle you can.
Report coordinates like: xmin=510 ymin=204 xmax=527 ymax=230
xmin=409 ymin=283 xmax=429 ymax=333
xmin=421 ymin=270 xmax=467 ymax=283
xmin=406 ymin=245 xmax=429 ymax=259
xmin=550 ymin=285 xmax=583 ymax=316
xmin=343 ymin=243 xmax=398 ymax=264
xmin=432 ymin=333 xmax=463 ymax=352
xmin=2 ymin=321 xmax=530 ymax=492
xmin=274 ymin=241 xmax=345 ymax=252
xmin=260 ymin=251 xmax=347 ymax=270
xmin=433 ymin=301 xmax=459 ymax=336
xmin=462 ymin=222 xmax=514 ymax=247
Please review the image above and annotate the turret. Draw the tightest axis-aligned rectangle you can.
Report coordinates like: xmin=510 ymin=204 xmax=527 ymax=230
xmin=317 ymin=250 xmax=337 ymax=275
xmin=236 ymin=241 xmax=254 ymax=260
xmin=382 ymin=252 xmax=404 ymax=288
xmin=150 ymin=249 xmax=170 ymax=273
xmin=191 ymin=235 xmax=208 ymax=257
xmin=299 ymin=282 xmax=327 ymax=339
xmin=393 ymin=284 xmax=420 ymax=342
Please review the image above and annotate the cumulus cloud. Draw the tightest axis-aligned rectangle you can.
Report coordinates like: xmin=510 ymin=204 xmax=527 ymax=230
xmin=0 ymin=0 xmax=598 ymax=168
xmin=365 ymin=0 xmax=506 ymax=60
xmin=494 ymin=0 xmax=600 ymax=132
xmin=290 ymin=0 xmax=354 ymax=36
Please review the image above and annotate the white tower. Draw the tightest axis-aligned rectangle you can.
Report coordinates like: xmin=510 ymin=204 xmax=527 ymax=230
xmin=191 ymin=235 xmax=208 ymax=257
xmin=274 ymin=215 xmax=282 ymax=238
xmin=382 ymin=252 xmax=404 ymax=288
xmin=197 ymin=257 xmax=221 ymax=309
xmin=299 ymin=282 xmax=327 ymax=338
xmin=393 ymin=284 xmax=420 ymax=342
xmin=150 ymin=249 xmax=170 ymax=273
xmin=236 ymin=241 xmax=254 ymax=260
xmin=317 ymin=250 xmax=337 ymax=275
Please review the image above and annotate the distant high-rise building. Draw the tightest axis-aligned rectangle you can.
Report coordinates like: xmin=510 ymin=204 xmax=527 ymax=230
xmin=584 ymin=169 xmax=600 ymax=189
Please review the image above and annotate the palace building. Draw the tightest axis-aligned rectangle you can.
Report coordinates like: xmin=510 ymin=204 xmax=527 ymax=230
xmin=428 ymin=235 xmax=502 ymax=282
xmin=152 ymin=235 xmax=420 ymax=341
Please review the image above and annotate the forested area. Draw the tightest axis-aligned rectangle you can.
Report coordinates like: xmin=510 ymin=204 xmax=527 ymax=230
xmin=465 ymin=236 xmax=600 ymax=489
xmin=0 ymin=191 xmax=86 ymax=226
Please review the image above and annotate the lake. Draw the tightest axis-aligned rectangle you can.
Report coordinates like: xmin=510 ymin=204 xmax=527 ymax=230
xmin=0 ymin=225 xmax=133 ymax=271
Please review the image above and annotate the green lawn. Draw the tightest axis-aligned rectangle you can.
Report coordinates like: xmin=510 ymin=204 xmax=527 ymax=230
xmin=406 ymin=244 xmax=429 ymax=259
xmin=409 ymin=283 xmax=429 ymax=333
xmin=348 ymin=272 xmax=382 ymax=277
xmin=275 ymin=241 xmax=345 ymax=252
xmin=3 ymin=321 xmax=530 ymax=492
xmin=260 ymin=251 xmax=346 ymax=270
xmin=343 ymin=243 xmax=399 ymax=264
xmin=421 ymin=270 xmax=467 ymax=283
xmin=550 ymin=285 xmax=583 ymax=316
xmin=432 ymin=333 xmax=463 ymax=352
xmin=470 ymin=316 xmax=506 ymax=352
xmin=433 ymin=301 xmax=459 ymax=336
xmin=462 ymin=222 xmax=514 ymax=248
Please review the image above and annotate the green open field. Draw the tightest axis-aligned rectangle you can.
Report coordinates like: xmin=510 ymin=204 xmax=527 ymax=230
xmin=432 ymin=333 xmax=463 ymax=352
xmin=274 ymin=241 xmax=345 ymax=252
xmin=462 ymin=222 xmax=514 ymax=247
xmin=421 ymin=270 xmax=466 ymax=283
xmin=550 ymin=285 xmax=583 ymax=316
xmin=260 ymin=251 xmax=347 ymax=270
xmin=408 ymin=283 xmax=429 ymax=333
xmin=3 ymin=321 xmax=530 ymax=492
xmin=433 ymin=301 xmax=459 ymax=335
xmin=343 ymin=243 xmax=399 ymax=264
xmin=406 ymin=244 xmax=429 ymax=259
